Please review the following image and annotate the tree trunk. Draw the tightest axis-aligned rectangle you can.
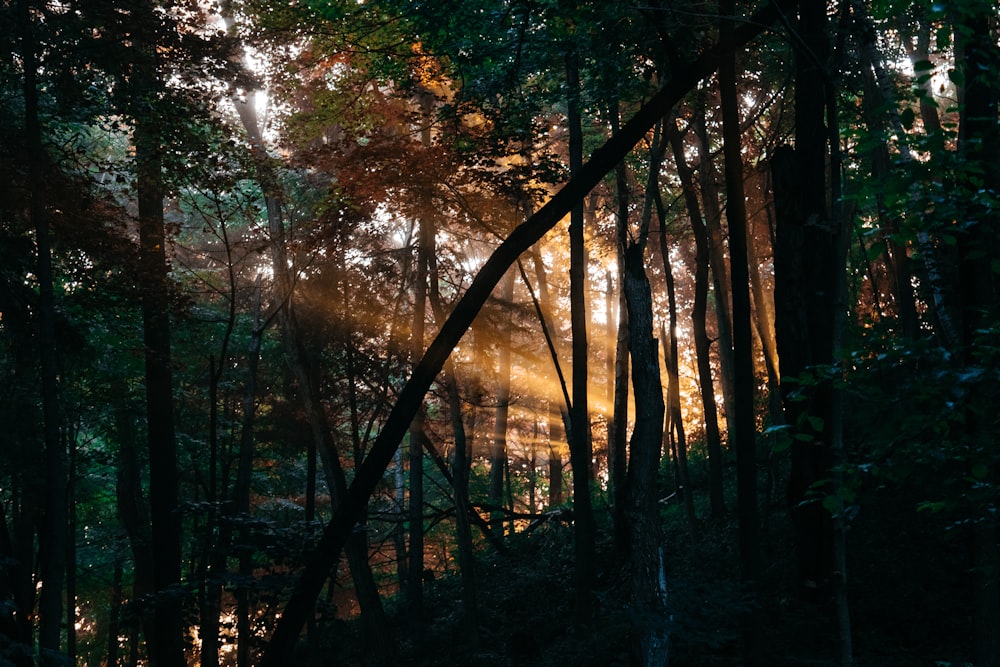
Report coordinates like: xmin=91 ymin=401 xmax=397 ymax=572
xmin=489 ymin=268 xmax=516 ymax=537
xmin=694 ymin=108 xmax=737 ymax=435
xmin=623 ymin=124 xmax=671 ymax=665
xmin=772 ymin=0 xmax=840 ymax=610
xmin=113 ymin=379 xmax=155 ymax=666
xmin=565 ymin=20 xmax=596 ymax=626
xmin=198 ymin=221 xmax=241 ymax=667
xmin=745 ymin=174 xmax=784 ymax=438
xmin=106 ymin=557 xmax=124 ymax=667
xmin=660 ymin=310 xmax=696 ymax=535
xmin=17 ymin=1 xmax=67 ymax=660
xmin=528 ymin=249 xmax=569 ymax=509
xmin=66 ymin=430 xmax=77 ymax=664
xmin=719 ymin=4 xmax=762 ymax=660
xmin=229 ymin=41 xmax=391 ymax=655
xmin=134 ymin=23 xmax=185 ymax=661
xmin=407 ymin=213 xmax=430 ymax=633
xmin=623 ymin=239 xmax=669 ymax=667
xmin=666 ymin=118 xmax=726 ymax=518
xmin=608 ymin=101 xmax=631 ymax=550
xmin=443 ymin=365 xmax=478 ymax=636
xmin=548 ymin=407 xmax=565 ymax=507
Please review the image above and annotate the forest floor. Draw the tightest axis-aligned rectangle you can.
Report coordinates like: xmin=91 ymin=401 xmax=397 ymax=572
xmin=313 ymin=481 xmax=974 ymax=667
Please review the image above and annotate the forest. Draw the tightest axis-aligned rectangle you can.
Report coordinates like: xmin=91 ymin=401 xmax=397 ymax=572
xmin=1 ymin=0 xmax=998 ymax=665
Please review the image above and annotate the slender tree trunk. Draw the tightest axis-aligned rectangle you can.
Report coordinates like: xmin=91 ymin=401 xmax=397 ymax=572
xmin=393 ymin=446 xmax=408 ymax=591
xmin=528 ymin=249 xmax=569 ymax=509
xmin=660 ymin=311 xmax=696 ymax=534
xmin=719 ymin=3 xmax=762 ymax=660
xmin=623 ymin=237 xmax=669 ymax=667
xmin=608 ymin=102 xmax=631 ymax=550
xmin=490 ymin=268 xmax=515 ymax=536
xmin=773 ymin=2 xmax=843 ymax=633
xmin=113 ymin=379 xmax=155 ymax=666
xmin=10 ymin=489 xmax=36 ymax=667
xmin=17 ymin=1 xmax=67 ymax=660
xmin=443 ymin=365 xmax=478 ymax=636
xmin=199 ymin=225 xmax=240 ymax=667
xmin=666 ymin=119 xmax=726 ymax=518
xmin=694 ymin=108 xmax=737 ymax=434
xmin=548 ymin=408 xmax=565 ymax=507
xmin=623 ymin=126 xmax=672 ymax=665
xmin=826 ymin=19 xmax=853 ymax=665
xmin=745 ymin=176 xmax=784 ymax=438
xmin=199 ymin=361 xmax=222 ymax=667
xmin=134 ymin=40 xmax=185 ymax=664
xmin=106 ymin=557 xmax=124 ymax=667
xmin=407 ymin=215 xmax=430 ymax=633
xmin=566 ymin=28 xmax=596 ymax=626
xmin=233 ymin=284 xmax=263 ymax=667
xmin=66 ymin=430 xmax=77 ymax=664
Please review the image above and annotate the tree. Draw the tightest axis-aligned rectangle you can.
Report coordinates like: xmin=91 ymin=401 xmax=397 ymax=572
xmin=666 ymin=116 xmax=725 ymax=521
xmin=622 ymin=121 xmax=669 ymax=667
xmin=719 ymin=1 xmax=763 ymax=661
xmin=562 ymin=5 xmax=598 ymax=626
xmin=15 ymin=1 xmax=68 ymax=661
xmin=129 ymin=5 xmax=186 ymax=661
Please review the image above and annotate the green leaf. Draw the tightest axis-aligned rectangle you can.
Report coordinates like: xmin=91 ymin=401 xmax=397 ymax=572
xmin=917 ymin=500 xmax=949 ymax=513
xmin=935 ymin=26 xmax=951 ymax=50
xmin=913 ymin=59 xmax=934 ymax=72
xmin=900 ymin=107 xmax=916 ymax=130
xmin=866 ymin=242 xmax=886 ymax=262
xmin=948 ymin=68 xmax=965 ymax=87
xmin=807 ymin=415 xmax=825 ymax=432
